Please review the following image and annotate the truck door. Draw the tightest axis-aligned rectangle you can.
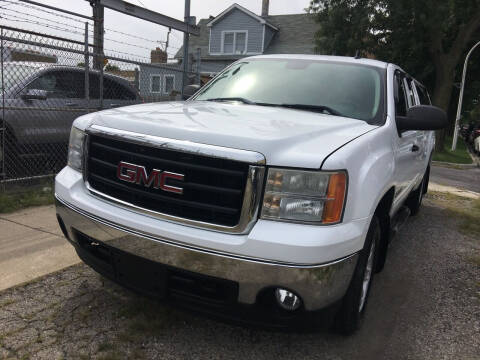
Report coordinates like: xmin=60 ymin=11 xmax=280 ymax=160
xmin=392 ymin=71 xmax=423 ymax=211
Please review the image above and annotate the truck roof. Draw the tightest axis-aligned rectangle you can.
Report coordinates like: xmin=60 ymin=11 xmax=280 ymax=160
xmin=244 ymin=54 xmax=389 ymax=69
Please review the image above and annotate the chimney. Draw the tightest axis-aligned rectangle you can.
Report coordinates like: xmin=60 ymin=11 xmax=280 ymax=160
xmin=261 ymin=0 xmax=269 ymax=17
xmin=151 ymin=47 xmax=167 ymax=64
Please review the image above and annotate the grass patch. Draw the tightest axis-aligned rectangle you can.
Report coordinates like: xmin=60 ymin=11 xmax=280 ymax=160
xmin=97 ymin=351 xmax=124 ymax=360
xmin=448 ymin=197 xmax=480 ymax=238
xmin=427 ymin=192 xmax=480 ymax=238
xmin=98 ymin=342 xmax=116 ymax=352
xmin=0 ymin=299 xmax=16 ymax=308
xmin=433 ymin=135 xmax=473 ymax=164
xmin=0 ymin=188 xmax=54 ymax=213
xmin=116 ymin=298 xmax=188 ymax=341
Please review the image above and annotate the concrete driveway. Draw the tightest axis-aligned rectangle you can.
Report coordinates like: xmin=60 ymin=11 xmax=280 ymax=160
xmin=0 ymin=205 xmax=79 ymax=291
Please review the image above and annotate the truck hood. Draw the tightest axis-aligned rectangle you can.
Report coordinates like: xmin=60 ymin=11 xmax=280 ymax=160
xmin=82 ymin=101 xmax=378 ymax=169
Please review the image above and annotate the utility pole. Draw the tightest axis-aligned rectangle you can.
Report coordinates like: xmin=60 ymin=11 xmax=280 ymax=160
xmin=165 ymin=27 xmax=171 ymax=55
xmin=196 ymin=47 xmax=201 ymax=85
xmin=181 ymin=0 xmax=190 ymax=97
xmin=91 ymin=0 xmax=104 ymax=70
xmin=452 ymin=40 xmax=480 ymax=151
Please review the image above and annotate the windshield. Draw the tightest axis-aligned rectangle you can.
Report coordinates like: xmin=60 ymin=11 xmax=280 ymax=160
xmin=0 ymin=64 xmax=39 ymax=92
xmin=194 ymin=59 xmax=385 ymax=123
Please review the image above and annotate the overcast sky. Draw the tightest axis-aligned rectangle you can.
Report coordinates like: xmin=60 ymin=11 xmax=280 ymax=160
xmin=1 ymin=0 xmax=311 ymax=61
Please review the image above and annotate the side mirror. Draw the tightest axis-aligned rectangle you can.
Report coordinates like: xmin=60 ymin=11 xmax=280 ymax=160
xmin=396 ymin=105 xmax=447 ymax=131
xmin=21 ymin=89 xmax=47 ymax=101
xmin=182 ymin=84 xmax=201 ymax=100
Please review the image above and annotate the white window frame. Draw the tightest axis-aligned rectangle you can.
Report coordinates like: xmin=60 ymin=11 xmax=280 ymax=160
xmin=163 ymin=74 xmax=175 ymax=95
xmin=150 ymin=74 xmax=162 ymax=93
xmin=221 ymin=30 xmax=248 ymax=55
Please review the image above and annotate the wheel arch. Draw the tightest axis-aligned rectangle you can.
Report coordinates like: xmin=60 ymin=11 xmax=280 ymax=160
xmin=373 ymin=186 xmax=395 ymax=272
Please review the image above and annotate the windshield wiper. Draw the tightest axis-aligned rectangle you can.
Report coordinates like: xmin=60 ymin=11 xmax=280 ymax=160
xmin=271 ymin=103 xmax=344 ymax=116
xmin=205 ymin=97 xmax=256 ymax=105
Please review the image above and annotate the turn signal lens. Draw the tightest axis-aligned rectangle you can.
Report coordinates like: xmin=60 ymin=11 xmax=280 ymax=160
xmin=322 ymin=172 xmax=347 ymax=224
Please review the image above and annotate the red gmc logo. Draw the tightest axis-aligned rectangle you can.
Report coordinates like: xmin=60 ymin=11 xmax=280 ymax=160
xmin=116 ymin=161 xmax=184 ymax=194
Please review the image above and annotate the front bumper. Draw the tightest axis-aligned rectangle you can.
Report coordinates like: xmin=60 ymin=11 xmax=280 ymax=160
xmin=56 ymin=196 xmax=359 ymax=314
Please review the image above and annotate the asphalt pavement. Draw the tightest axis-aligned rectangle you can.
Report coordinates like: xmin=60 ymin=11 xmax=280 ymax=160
xmin=430 ymin=165 xmax=480 ymax=193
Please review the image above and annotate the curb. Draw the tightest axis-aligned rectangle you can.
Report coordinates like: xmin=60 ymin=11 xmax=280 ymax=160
xmin=432 ymin=161 xmax=478 ymax=169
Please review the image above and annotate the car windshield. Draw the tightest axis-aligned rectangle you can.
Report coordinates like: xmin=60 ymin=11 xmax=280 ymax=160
xmin=194 ymin=58 xmax=385 ymax=123
xmin=0 ymin=64 xmax=39 ymax=92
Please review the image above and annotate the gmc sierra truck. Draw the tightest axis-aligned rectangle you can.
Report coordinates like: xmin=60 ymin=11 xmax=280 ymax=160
xmin=55 ymin=55 xmax=446 ymax=334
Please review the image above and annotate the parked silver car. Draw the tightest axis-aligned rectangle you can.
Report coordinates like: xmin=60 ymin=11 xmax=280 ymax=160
xmin=1 ymin=62 xmax=140 ymax=176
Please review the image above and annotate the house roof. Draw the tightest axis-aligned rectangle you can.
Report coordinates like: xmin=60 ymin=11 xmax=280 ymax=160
xmin=175 ymin=13 xmax=318 ymax=60
xmin=263 ymin=14 xmax=317 ymax=55
xmin=206 ymin=3 xmax=278 ymax=31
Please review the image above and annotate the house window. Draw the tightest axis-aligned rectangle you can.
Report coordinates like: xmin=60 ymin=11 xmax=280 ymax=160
xmin=150 ymin=75 xmax=161 ymax=93
xmin=163 ymin=75 xmax=175 ymax=94
xmin=222 ymin=31 xmax=247 ymax=54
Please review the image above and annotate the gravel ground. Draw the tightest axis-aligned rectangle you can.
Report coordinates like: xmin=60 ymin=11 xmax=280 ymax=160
xmin=0 ymin=194 xmax=478 ymax=360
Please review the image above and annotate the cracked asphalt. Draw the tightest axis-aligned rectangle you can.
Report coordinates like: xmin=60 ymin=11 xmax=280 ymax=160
xmin=0 ymin=193 xmax=478 ymax=360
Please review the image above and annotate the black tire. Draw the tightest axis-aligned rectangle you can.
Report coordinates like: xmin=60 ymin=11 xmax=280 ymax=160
xmin=334 ymin=216 xmax=381 ymax=335
xmin=406 ymin=166 xmax=429 ymax=216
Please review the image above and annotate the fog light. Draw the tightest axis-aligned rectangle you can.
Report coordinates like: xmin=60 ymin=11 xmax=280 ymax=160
xmin=275 ymin=288 xmax=301 ymax=311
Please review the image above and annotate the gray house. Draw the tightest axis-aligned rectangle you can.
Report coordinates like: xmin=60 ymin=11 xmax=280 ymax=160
xmin=175 ymin=1 xmax=318 ymax=82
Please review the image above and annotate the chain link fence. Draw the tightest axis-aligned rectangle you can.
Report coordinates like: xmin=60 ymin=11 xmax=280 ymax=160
xmin=0 ymin=25 xmax=199 ymax=192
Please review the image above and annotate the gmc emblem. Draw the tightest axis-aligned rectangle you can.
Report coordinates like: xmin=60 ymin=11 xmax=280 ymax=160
xmin=116 ymin=161 xmax=184 ymax=194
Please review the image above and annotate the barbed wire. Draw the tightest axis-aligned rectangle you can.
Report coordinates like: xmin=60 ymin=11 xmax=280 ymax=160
xmin=1 ymin=14 xmax=86 ymax=37
xmin=2 ymin=0 xmax=170 ymax=47
xmin=1 ymin=0 xmax=93 ymax=24
xmin=1 ymin=1 xmax=184 ymax=59
xmin=1 ymin=6 xmax=171 ymax=54
xmin=1 ymin=6 xmax=88 ymax=33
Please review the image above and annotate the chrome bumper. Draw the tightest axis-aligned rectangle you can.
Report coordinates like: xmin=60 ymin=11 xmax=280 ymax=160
xmin=56 ymin=196 xmax=358 ymax=311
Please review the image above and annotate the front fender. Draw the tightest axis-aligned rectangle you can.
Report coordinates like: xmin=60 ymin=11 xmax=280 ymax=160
xmin=321 ymin=123 xmax=395 ymax=222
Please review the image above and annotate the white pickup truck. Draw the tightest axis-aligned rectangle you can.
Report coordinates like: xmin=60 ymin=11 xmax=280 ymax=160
xmin=55 ymin=55 xmax=446 ymax=333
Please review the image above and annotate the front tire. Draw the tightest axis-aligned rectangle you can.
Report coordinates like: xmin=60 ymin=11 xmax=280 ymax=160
xmin=334 ymin=216 xmax=381 ymax=335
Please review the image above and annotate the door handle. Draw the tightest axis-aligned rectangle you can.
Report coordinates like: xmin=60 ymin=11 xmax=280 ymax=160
xmin=110 ymin=103 xmax=120 ymax=108
xmin=66 ymin=102 xmax=78 ymax=107
xmin=411 ymin=144 xmax=420 ymax=152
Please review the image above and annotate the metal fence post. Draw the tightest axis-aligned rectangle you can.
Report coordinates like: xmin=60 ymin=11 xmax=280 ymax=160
xmin=1 ymin=27 xmax=5 ymax=185
xmin=134 ymin=68 xmax=139 ymax=91
xmin=196 ymin=47 xmax=201 ymax=85
xmin=181 ymin=0 xmax=191 ymax=97
xmin=99 ymin=57 xmax=104 ymax=109
xmin=84 ymin=23 xmax=90 ymax=112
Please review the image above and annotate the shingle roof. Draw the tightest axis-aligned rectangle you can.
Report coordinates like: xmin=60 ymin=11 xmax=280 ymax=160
xmin=174 ymin=13 xmax=318 ymax=60
xmin=263 ymin=14 xmax=317 ymax=55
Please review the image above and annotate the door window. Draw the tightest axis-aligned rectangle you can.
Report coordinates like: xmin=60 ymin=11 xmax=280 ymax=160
xmin=404 ymin=78 xmax=416 ymax=107
xmin=104 ymin=77 xmax=136 ymax=100
xmin=394 ymin=72 xmax=408 ymax=117
xmin=27 ymin=70 xmax=84 ymax=99
xmin=415 ymin=83 xmax=431 ymax=105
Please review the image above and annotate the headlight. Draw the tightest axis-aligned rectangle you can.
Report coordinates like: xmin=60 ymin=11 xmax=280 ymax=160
xmin=67 ymin=127 xmax=85 ymax=172
xmin=261 ymin=168 xmax=347 ymax=224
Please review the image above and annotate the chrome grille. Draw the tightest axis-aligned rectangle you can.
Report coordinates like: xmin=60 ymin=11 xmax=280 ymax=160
xmin=84 ymin=126 xmax=265 ymax=233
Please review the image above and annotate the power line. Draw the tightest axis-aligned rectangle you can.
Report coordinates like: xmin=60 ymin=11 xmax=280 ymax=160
xmin=1 ymin=13 xmax=86 ymax=37
xmin=1 ymin=6 xmax=88 ymax=33
xmin=4 ymin=1 xmax=167 ymax=46
xmin=135 ymin=0 xmax=148 ymax=9
xmin=3 ymin=0 xmax=93 ymax=24
xmin=2 ymin=5 xmax=166 ymax=52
